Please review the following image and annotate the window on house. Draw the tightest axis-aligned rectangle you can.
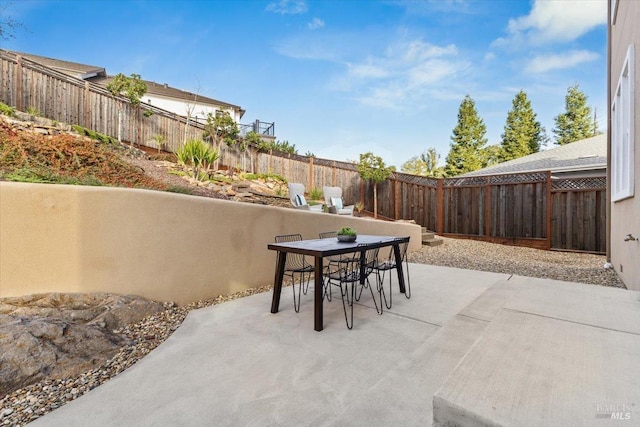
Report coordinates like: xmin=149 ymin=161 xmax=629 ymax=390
xmin=611 ymin=44 xmax=635 ymax=201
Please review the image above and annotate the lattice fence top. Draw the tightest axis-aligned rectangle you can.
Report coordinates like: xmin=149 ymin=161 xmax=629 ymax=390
xmin=443 ymin=171 xmax=548 ymax=187
xmin=393 ymin=173 xmax=439 ymax=187
xmin=443 ymin=176 xmax=486 ymax=187
xmin=489 ymin=172 xmax=548 ymax=185
xmin=552 ymin=177 xmax=607 ymax=190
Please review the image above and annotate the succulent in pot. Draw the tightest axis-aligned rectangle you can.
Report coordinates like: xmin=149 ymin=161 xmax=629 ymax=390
xmin=337 ymin=227 xmax=357 ymax=242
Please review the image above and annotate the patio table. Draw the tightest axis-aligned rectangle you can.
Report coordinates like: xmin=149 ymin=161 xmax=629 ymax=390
xmin=268 ymin=235 xmax=410 ymax=331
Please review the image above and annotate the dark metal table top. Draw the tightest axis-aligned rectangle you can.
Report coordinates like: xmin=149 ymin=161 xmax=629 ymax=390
xmin=267 ymin=235 xmax=409 ymax=257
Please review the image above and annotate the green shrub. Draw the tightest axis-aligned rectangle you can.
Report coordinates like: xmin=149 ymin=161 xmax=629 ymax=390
xmin=26 ymin=107 xmax=41 ymax=117
xmin=308 ymin=187 xmax=323 ymax=201
xmin=176 ymin=139 xmax=219 ymax=180
xmin=0 ymin=102 xmax=16 ymax=117
xmin=1 ymin=166 xmax=103 ymax=186
xmin=72 ymin=125 xmax=119 ymax=146
xmin=241 ymin=172 xmax=287 ymax=183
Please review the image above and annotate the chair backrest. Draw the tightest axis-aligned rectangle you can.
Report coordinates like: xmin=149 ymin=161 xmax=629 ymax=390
xmin=323 ymin=186 xmax=343 ymax=207
xmin=275 ymin=234 xmax=308 ymax=271
xmin=360 ymin=243 xmax=381 ymax=273
xmin=319 ymin=231 xmax=337 ymax=239
xmin=386 ymin=239 xmax=409 ymax=262
xmin=288 ymin=183 xmax=306 ymax=207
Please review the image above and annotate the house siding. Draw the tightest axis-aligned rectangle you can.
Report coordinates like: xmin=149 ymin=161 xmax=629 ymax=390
xmin=143 ymin=94 xmax=242 ymax=124
xmin=610 ymin=0 xmax=640 ymax=290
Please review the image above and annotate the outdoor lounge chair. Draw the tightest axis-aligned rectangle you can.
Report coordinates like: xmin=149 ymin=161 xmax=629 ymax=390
xmin=289 ymin=183 xmax=323 ymax=212
xmin=323 ymin=186 xmax=354 ymax=215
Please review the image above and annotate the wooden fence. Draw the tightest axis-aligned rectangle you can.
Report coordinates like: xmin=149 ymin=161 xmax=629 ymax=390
xmin=0 ymin=50 xmax=606 ymax=253
xmin=248 ymin=151 xmax=606 ymax=254
xmin=0 ymin=50 xmax=207 ymax=153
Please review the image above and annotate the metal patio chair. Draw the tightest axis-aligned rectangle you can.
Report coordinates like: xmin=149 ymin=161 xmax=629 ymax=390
xmin=275 ymin=234 xmax=314 ymax=313
xmin=324 ymin=243 xmax=381 ymax=329
xmin=372 ymin=238 xmax=411 ymax=310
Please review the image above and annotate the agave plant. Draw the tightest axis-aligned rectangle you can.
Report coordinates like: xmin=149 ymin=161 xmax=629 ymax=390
xmin=176 ymin=139 xmax=220 ymax=180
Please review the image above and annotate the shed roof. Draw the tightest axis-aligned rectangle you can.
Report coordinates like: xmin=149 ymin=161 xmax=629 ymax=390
xmin=460 ymin=133 xmax=607 ymax=177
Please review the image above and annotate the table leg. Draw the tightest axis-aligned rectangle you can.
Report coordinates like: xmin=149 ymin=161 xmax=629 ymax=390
xmin=314 ymin=256 xmax=324 ymax=331
xmin=270 ymin=251 xmax=287 ymax=313
xmin=393 ymin=243 xmax=406 ymax=294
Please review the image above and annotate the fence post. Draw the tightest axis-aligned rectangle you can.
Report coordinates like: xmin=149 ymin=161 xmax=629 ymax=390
xmin=360 ymin=178 xmax=364 ymax=206
xmin=437 ymin=179 xmax=444 ymax=234
xmin=546 ymin=171 xmax=552 ymax=250
xmin=484 ymin=176 xmax=491 ymax=237
xmin=309 ymin=156 xmax=314 ymax=189
xmin=84 ymin=81 xmax=91 ymax=128
xmin=16 ymin=55 xmax=23 ymax=111
xmin=332 ymin=162 xmax=337 ymax=186
xmin=394 ymin=178 xmax=400 ymax=219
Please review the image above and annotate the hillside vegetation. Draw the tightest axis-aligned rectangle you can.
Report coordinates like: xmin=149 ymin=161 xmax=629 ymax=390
xmin=0 ymin=118 xmax=167 ymax=190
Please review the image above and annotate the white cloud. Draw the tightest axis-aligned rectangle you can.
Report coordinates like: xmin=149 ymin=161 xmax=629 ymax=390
xmin=525 ymin=50 xmax=600 ymax=73
xmin=308 ymin=17 xmax=324 ymax=30
xmin=266 ymin=0 xmax=308 ymax=15
xmin=344 ymin=39 xmax=468 ymax=109
xmin=347 ymin=62 xmax=390 ymax=79
xmin=495 ymin=0 xmax=606 ymax=47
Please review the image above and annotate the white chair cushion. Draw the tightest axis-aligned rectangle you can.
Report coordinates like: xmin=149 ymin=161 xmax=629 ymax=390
xmin=330 ymin=197 xmax=343 ymax=209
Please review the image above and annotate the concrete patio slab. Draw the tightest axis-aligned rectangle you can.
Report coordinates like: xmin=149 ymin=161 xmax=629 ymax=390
xmin=29 ymin=264 xmax=640 ymax=426
xmin=31 ymin=264 xmax=504 ymax=427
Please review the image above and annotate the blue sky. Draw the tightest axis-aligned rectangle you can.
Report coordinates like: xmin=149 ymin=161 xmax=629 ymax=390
xmin=3 ymin=0 xmax=607 ymax=168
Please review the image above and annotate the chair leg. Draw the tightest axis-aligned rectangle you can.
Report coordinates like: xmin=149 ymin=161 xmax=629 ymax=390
xmin=292 ymin=275 xmax=301 ymax=313
xmin=365 ymin=277 xmax=382 ymax=315
xmin=403 ymin=261 xmax=411 ymax=299
xmin=340 ymin=281 xmax=353 ymax=329
xmin=377 ymin=269 xmax=393 ymax=310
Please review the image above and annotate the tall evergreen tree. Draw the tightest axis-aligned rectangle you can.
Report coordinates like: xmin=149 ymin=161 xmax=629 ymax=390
xmin=553 ymin=84 xmax=596 ymax=145
xmin=445 ymin=95 xmax=488 ymax=176
xmin=500 ymin=90 xmax=545 ymax=161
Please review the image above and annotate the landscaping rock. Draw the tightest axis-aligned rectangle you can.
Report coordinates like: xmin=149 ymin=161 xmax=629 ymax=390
xmin=0 ymin=293 xmax=165 ymax=396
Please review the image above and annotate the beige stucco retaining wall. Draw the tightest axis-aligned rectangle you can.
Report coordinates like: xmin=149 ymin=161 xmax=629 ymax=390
xmin=0 ymin=182 xmax=422 ymax=305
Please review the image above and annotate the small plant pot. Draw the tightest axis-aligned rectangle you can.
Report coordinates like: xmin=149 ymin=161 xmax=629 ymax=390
xmin=337 ymin=235 xmax=357 ymax=243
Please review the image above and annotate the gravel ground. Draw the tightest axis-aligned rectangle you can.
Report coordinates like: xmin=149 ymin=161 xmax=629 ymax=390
xmin=410 ymin=236 xmax=625 ymax=288
xmin=0 ymin=238 xmax=625 ymax=426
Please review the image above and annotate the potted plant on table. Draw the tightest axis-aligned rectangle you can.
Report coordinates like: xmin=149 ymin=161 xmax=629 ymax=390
xmin=337 ymin=227 xmax=357 ymax=242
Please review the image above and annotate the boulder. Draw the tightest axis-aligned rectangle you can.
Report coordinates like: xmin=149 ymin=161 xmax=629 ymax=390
xmin=0 ymin=293 xmax=166 ymax=396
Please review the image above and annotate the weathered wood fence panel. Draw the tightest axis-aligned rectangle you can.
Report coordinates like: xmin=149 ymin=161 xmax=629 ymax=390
xmin=551 ymin=178 xmax=606 ymax=253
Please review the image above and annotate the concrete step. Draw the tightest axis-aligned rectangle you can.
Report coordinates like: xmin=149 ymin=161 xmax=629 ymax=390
xmin=422 ymin=236 xmax=444 ymax=246
xmin=421 ymin=228 xmax=444 ymax=246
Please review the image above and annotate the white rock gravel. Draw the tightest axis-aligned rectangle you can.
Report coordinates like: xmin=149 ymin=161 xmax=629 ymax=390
xmin=0 ymin=239 xmax=625 ymax=426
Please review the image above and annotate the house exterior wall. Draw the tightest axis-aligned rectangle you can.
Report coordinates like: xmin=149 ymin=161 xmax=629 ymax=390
xmin=0 ymin=182 xmax=421 ymax=305
xmin=609 ymin=0 xmax=640 ymax=290
xmin=143 ymin=94 xmax=242 ymax=123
